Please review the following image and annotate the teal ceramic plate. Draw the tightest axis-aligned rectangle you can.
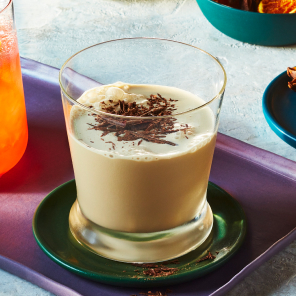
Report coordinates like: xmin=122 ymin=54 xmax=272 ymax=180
xmin=263 ymin=71 xmax=296 ymax=149
xmin=33 ymin=180 xmax=246 ymax=288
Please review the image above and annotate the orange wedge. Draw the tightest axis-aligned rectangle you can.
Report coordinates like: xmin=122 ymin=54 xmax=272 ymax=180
xmin=258 ymin=0 xmax=296 ymax=13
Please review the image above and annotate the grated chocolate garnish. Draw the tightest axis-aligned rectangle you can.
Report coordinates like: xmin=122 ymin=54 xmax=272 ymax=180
xmin=142 ymin=266 xmax=178 ymax=277
xmin=132 ymin=289 xmax=173 ymax=296
xmin=131 ymin=262 xmax=178 ymax=278
xmin=138 ymin=292 xmax=168 ymax=296
xmin=88 ymin=94 xmax=190 ymax=147
xmin=196 ymin=251 xmax=216 ymax=263
xmin=105 ymin=141 xmax=116 ymax=150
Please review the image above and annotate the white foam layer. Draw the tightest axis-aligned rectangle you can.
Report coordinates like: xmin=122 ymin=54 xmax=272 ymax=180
xmin=70 ymin=83 xmax=216 ymax=161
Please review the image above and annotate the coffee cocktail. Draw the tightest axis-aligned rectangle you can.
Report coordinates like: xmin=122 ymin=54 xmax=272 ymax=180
xmin=59 ymin=38 xmax=226 ymax=262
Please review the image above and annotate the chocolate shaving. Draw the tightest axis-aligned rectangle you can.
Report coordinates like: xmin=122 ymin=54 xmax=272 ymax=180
xmin=137 ymin=290 xmax=172 ymax=296
xmin=135 ymin=289 xmax=173 ymax=296
xmin=287 ymin=66 xmax=296 ymax=92
xmin=88 ymin=93 xmax=189 ymax=146
xmin=196 ymin=251 xmax=216 ymax=263
xmin=105 ymin=141 xmax=116 ymax=150
xmin=132 ymin=262 xmax=179 ymax=278
xmin=143 ymin=266 xmax=178 ymax=277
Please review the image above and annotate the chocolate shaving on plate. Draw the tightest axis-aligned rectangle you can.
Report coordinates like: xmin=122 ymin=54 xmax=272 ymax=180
xmin=131 ymin=288 xmax=173 ymax=296
xmin=196 ymin=251 xmax=216 ymax=263
xmin=139 ymin=291 xmax=171 ymax=296
xmin=142 ymin=266 xmax=178 ymax=277
xmin=132 ymin=262 xmax=179 ymax=277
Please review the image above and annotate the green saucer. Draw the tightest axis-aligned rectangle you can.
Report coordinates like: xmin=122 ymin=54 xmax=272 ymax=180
xmin=32 ymin=180 xmax=246 ymax=288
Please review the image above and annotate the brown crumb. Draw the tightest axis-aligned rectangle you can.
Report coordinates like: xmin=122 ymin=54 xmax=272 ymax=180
xmin=196 ymin=251 xmax=216 ymax=263
xmin=135 ymin=289 xmax=173 ymax=296
xmin=105 ymin=141 xmax=116 ymax=150
xmin=143 ymin=266 xmax=178 ymax=277
xmin=131 ymin=262 xmax=178 ymax=278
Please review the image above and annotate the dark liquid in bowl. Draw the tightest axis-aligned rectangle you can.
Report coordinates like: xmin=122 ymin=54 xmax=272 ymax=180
xmin=213 ymin=0 xmax=260 ymax=11
xmin=213 ymin=0 xmax=240 ymax=9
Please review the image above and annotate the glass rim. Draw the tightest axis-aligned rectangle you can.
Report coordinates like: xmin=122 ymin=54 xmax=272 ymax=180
xmin=0 ymin=0 xmax=12 ymax=14
xmin=59 ymin=37 xmax=227 ymax=120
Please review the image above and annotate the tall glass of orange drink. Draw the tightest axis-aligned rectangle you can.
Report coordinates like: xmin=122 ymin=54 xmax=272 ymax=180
xmin=0 ymin=0 xmax=28 ymax=176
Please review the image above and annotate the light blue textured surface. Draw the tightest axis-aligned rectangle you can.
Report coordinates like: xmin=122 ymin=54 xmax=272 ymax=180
xmin=0 ymin=269 xmax=54 ymax=296
xmin=1 ymin=0 xmax=296 ymax=295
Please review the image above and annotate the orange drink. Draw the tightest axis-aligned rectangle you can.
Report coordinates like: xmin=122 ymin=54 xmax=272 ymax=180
xmin=258 ymin=0 xmax=296 ymax=13
xmin=0 ymin=0 xmax=28 ymax=176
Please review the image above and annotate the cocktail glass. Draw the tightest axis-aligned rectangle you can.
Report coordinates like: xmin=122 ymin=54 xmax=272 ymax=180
xmin=59 ymin=38 xmax=226 ymax=263
xmin=0 ymin=0 xmax=28 ymax=176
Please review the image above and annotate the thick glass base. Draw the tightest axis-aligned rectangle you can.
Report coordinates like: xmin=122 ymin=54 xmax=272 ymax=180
xmin=69 ymin=200 xmax=213 ymax=263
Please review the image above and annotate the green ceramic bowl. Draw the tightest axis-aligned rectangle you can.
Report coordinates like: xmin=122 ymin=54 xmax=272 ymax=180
xmin=196 ymin=0 xmax=296 ymax=46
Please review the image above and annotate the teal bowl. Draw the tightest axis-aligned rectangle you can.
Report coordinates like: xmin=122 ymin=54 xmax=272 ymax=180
xmin=196 ymin=0 xmax=296 ymax=46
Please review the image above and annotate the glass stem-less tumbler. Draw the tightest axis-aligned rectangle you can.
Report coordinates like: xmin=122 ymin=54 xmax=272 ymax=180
xmin=59 ymin=38 xmax=226 ymax=263
xmin=0 ymin=0 xmax=28 ymax=176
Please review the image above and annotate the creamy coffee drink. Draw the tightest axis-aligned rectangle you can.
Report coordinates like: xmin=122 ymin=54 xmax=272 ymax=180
xmin=68 ymin=82 xmax=217 ymax=233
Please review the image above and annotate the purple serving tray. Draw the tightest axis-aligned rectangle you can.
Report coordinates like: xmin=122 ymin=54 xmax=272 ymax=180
xmin=0 ymin=58 xmax=295 ymax=296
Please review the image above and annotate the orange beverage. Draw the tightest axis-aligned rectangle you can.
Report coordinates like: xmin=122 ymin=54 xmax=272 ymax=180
xmin=0 ymin=0 xmax=28 ymax=176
